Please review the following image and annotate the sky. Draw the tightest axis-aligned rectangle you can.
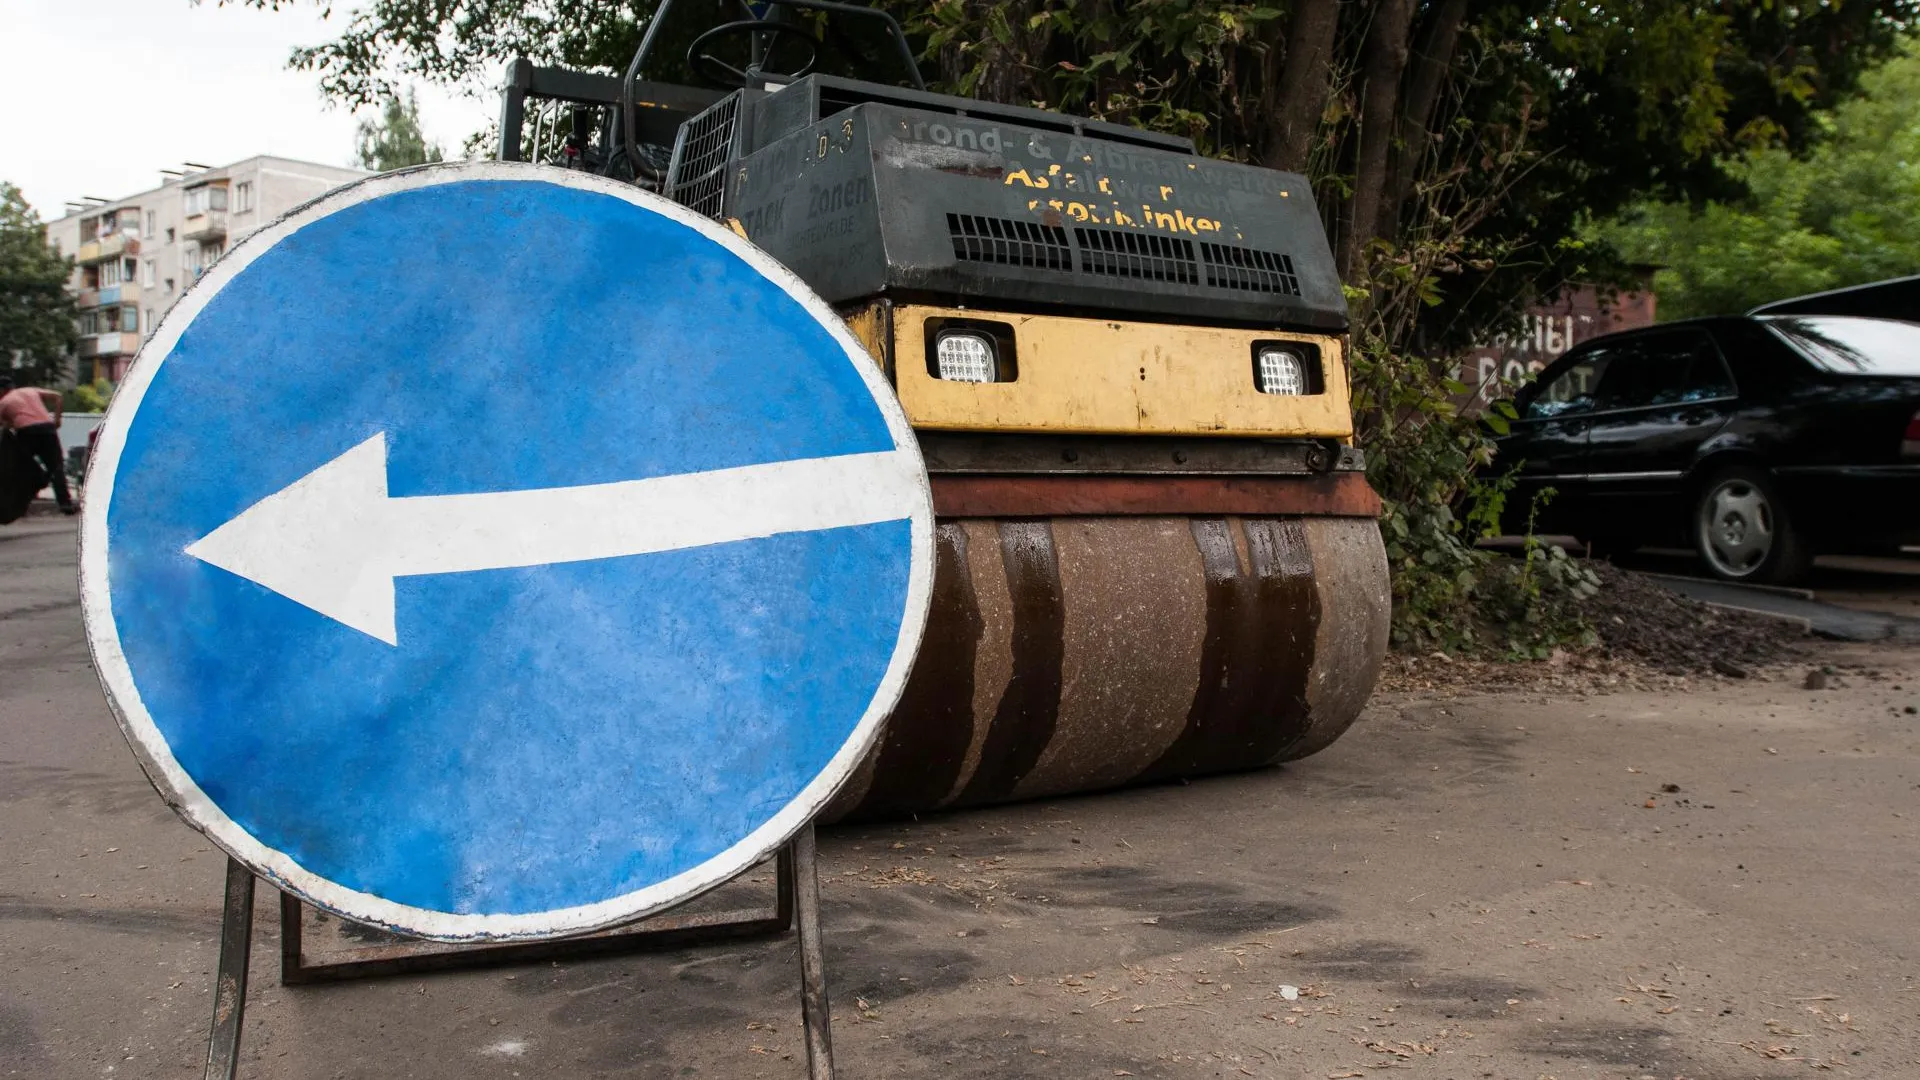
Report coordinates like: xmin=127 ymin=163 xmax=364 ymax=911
xmin=1 ymin=0 xmax=498 ymax=221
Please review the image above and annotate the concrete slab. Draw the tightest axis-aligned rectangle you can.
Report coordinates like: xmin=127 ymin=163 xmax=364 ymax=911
xmin=1646 ymin=574 xmax=1920 ymax=643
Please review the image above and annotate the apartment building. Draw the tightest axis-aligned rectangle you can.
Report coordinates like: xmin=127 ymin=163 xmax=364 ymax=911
xmin=43 ymin=155 xmax=368 ymax=383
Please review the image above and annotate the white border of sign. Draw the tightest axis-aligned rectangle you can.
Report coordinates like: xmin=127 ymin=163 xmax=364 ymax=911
xmin=79 ymin=161 xmax=935 ymax=942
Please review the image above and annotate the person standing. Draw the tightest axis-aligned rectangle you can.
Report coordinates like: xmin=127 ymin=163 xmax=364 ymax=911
xmin=0 ymin=375 xmax=77 ymax=515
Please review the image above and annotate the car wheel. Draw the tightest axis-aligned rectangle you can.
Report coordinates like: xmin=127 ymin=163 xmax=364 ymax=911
xmin=1693 ymin=466 xmax=1811 ymax=584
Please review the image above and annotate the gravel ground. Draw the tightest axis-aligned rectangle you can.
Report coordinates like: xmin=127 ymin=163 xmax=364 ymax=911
xmin=1586 ymin=563 xmax=1807 ymax=675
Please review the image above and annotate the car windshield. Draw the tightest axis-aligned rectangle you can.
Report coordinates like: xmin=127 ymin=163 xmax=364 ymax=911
xmin=1765 ymin=316 xmax=1920 ymax=376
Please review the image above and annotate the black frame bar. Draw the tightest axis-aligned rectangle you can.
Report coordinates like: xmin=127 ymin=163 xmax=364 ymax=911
xmin=201 ymin=825 xmax=835 ymax=1077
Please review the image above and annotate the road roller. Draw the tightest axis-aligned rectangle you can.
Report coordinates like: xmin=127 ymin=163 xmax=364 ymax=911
xmin=496 ymin=0 xmax=1390 ymax=819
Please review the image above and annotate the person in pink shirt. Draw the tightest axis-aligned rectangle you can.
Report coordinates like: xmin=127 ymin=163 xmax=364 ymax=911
xmin=0 ymin=375 xmax=76 ymax=514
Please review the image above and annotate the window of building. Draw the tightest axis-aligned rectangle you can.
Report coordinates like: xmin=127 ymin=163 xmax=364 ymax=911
xmin=123 ymin=257 xmax=137 ymax=282
xmin=142 ymin=258 xmax=156 ymax=287
xmin=102 ymin=307 xmax=121 ymax=332
xmin=164 ymin=277 xmax=174 ymax=293
xmin=183 ymin=184 xmax=229 ymax=215
xmin=79 ymin=217 xmax=99 ymax=243
xmin=146 ymin=308 xmax=155 ymax=335
xmin=234 ymin=181 xmax=254 ymax=213
xmin=99 ymin=260 xmax=122 ymax=287
xmin=79 ymin=311 xmax=99 ymax=335
xmin=145 ymin=210 xmax=157 ymax=237
xmin=82 ymin=265 xmax=100 ymax=289
xmin=165 ymin=227 xmax=175 ymax=244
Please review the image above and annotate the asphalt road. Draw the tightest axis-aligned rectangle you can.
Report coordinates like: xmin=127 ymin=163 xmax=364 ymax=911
xmin=5 ymin=518 xmax=1919 ymax=1079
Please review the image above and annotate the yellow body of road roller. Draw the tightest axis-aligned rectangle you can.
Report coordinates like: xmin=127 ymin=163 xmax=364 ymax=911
xmin=498 ymin=0 xmax=1390 ymax=819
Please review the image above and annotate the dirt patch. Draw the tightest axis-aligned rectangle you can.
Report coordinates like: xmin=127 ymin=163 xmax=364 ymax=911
xmin=1379 ymin=564 xmax=1812 ymax=696
xmin=1378 ymin=648 xmax=1675 ymax=698
xmin=1585 ymin=563 xmax=1806 ymax=674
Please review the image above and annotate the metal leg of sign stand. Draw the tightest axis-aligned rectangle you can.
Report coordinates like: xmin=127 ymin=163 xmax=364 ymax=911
xmin=790 ymin=823 xmax=836 ymax=1079
xmin=202 ymin=829 xmax=835 ymax=1077
xmin=203 ymin=858 xmax=256 ymax=1080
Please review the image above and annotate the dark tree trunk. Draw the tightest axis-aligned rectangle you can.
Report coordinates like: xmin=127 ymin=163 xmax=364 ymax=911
xmin=1341 ymin=0 xmax=1419 ymax=277
xmin=1377 ymin=0 xmax=1471 ymax=240
xmin=1261 ymin=0 xmax=1342 ymax=172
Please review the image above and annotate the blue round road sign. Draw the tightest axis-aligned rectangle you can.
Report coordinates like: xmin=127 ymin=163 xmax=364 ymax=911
xmin=81 ymin=163 xmax=933 ymax=941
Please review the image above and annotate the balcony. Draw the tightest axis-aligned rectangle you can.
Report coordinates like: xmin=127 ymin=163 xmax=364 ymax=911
xmin=182 ymin=210 xmax=227 ymax=242
xmin=78 ymin=332 xmax=140 ymax=358
xmin=74 ymin=283 xmax=141 ymax=309
xmin=77 ymin=233 xmax=139 ymax=264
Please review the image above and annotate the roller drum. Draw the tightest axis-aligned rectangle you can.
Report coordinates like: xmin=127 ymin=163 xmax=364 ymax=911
xmin=828 ymin=515 xmax=1389 ymax=820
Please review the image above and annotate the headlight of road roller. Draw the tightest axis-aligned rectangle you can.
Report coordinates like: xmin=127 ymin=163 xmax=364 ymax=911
xmin=1254 ymin=343 xmax=1319 ymax=395
xmin=926 ymin=319 xmax=1018 ymax=383
xmin=934 ymin=331 xmax=997 ymax=383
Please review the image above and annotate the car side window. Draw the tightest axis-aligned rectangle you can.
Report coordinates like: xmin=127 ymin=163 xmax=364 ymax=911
xmin=1673 ymin=340 xmax=1736 ymax=403
xmin=1592 ymin=329 xmax=1735 ymax=411
xmin=1524 ymin=351 xmax=1612 ymax=418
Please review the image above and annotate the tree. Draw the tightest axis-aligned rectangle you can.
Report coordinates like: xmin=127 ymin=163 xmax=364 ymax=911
xmin=0 ymin=183 xmax=77 ymax=387
xmin=1601 ymin=45 xmax=1920 ymax=319
xmin=235 ymin=0 xmax=1918 ymax=304
xmin=355 ymin=88 xmax=446 ymax=172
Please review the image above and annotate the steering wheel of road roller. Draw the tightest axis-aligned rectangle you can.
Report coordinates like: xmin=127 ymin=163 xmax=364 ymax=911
xmin=688 ymin=19 xmax=821 ymax=88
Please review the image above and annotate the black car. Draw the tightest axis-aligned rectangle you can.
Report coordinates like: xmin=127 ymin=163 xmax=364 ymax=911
xmin=1493 ymin=313 xmax=1920 ymax=582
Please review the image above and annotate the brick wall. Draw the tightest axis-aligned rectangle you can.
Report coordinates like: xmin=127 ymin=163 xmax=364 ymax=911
xmin=1455 ymin=275 xmax=1657 ymax=409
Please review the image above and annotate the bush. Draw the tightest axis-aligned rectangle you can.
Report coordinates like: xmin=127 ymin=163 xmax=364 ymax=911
xmin=1348 ymin=218 xmax=1599 ymax=658
xmin=64 ymin=378 xmax=111 ymax=413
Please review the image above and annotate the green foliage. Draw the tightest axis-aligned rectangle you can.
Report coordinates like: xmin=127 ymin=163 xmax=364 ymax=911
xmin=64 ymin=377 xmax=111 ymax=413
xmin=0 ymin=182 xmax=77 ymax=387
xmin=355 ymin=88 xmax=446 ymax=171
xmin=1601 ymin=45 xmax=1920 ymax=318
xmin=227 ymin=0 xmax=644 ymax=108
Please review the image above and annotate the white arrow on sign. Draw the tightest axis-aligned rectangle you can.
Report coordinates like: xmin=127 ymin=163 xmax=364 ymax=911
xmin=184 ymin=433 xmax=924 ymax=645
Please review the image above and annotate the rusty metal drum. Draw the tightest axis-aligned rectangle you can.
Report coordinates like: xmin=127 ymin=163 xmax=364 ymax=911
xmin=828 ymin=513 xmax=1388 ymax=820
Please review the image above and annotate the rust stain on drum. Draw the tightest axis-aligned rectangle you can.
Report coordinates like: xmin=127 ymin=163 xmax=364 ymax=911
xmin=939 ymin=519 xmax=1016 ymax=806
xmin=1013 ymin=517 xmax=1205 ymax=799
xmin=1139 ymin=518 xmax=1320 ymax=781
xmin=1242 ymin=519 xmax=1321 ymax=763
xmin=954 ymin=520 xmax=1066 ymax=804
xmin=850 ymin=524 xmax=983 ymax=819
xmin=1280 ymin=517 xmax=1390 ymax=760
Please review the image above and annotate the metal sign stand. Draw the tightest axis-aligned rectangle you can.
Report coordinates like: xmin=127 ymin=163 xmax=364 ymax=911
xmin=201 ymin=824 xmax=835 ymax=1080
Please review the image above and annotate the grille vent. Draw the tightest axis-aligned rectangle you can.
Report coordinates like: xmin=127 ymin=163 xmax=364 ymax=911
xmin=1074 ymin=228 xmax=1198 ymax=284
xmin=664 ymin=94 xmax=741 ymax=219
xmin=1201 ymin=243 xmax=1301 ymax=295
xmin=948 ymin=214 xmax=1072 ymax=270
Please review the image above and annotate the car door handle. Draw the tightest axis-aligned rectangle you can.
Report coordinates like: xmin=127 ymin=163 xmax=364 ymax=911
xmin=1679 ymin=409 xmax=1710 ymax=425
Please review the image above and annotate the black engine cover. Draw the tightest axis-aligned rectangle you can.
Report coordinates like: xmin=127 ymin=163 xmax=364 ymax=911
xmin=679 ymin=76 xmax=1347 ymax=332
